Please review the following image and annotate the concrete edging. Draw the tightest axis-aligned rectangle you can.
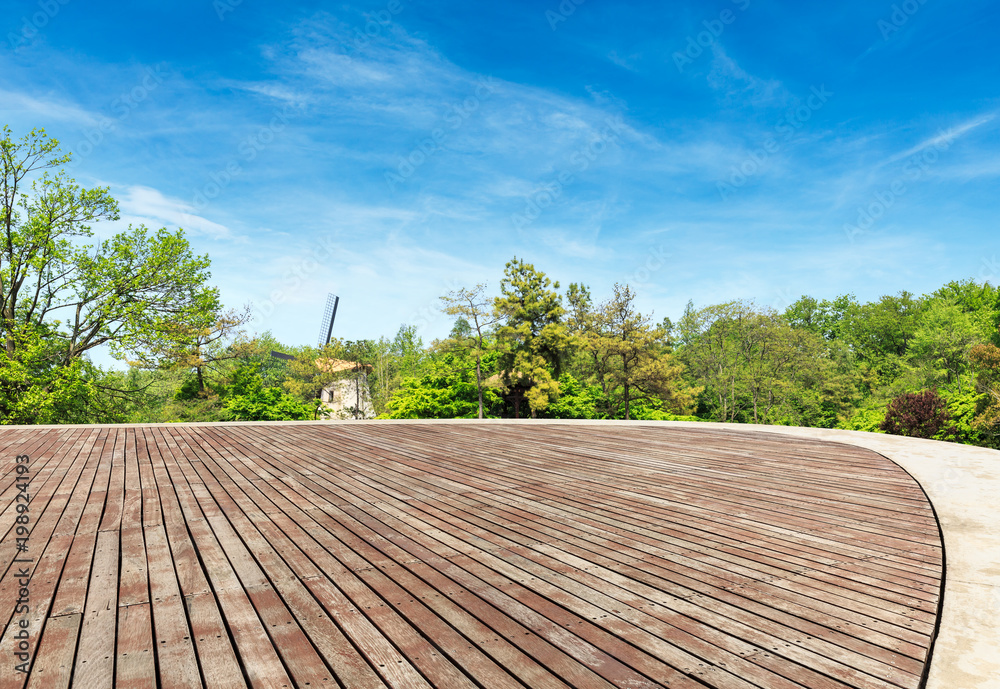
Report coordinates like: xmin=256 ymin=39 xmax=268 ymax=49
xmin=663 ymin=422 xmax=1000 ymax=689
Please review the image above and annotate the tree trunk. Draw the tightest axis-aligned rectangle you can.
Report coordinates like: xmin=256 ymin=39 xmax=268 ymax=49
xmin=355 ymin=368 xmax=361 ymax=419
xmin=475 ymin=352 xmax=484 ymax=419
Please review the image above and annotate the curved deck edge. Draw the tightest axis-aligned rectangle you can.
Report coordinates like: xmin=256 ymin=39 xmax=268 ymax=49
xmin=335 ymin=418 xmax=996 ymax=688
xmin=597 ymin=420 xmax=999 ymax=689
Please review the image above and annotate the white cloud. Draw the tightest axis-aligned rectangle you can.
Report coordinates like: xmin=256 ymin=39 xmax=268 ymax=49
xmin=607 ymin=50 xmax=640 ymax=72
xmin=706 ymin=45 xmax=788 ymax=108
xmin=886 ymin=112 xmax=997 ymax=164
xmin=0 ymin=88 xmax=100 ymax=127
xmin=116 ymin=185 xmax=238 ymax=240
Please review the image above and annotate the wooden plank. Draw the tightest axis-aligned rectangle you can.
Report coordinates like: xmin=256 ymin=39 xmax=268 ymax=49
xmin=49 ymin=430 xmax=113 ymax=618
xmin=184 ymin=592 xmax=248 ymax=689
xmin=115 ymin=604 xmax=156 ymax=689
xmin=72 ymin=529 xmax=119 ymax=689
xmin=238 ymin=422 xmax=940 ymax=684
xmin=0 ymin=534 xmax=74 ymax=689
xmin=206 ymin=427 xmax=556 ymax=689
xmin=171 ymin=428 xmax=395 ymax=689
xmin=24 ymin=614 xmax=81 ymax=689
xmin=0 ymin=430 xmax=89 ymax=635
xmin=143 ymin=429 xmax=242 ymax=688
xmin=153 ymin=434 xmax=294 ymax=689
xmin=143 ymin=525 xmax=203 ymax=689
xmin=118 ymin=527 xmax=148 ymax=607
xmin=0 ymin=422 xmax=945 ymax=689
xmin=98 ymin=436 xmax=126 ymax=532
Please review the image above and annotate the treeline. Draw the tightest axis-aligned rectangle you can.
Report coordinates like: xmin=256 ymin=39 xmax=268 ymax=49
xmin=43 ymin=253 xmax=1000 ymax=451
xmin=4 ymin=125 xmax=999 ymax=446
xmin=367 ymin=259 xmax=1000 ymax=448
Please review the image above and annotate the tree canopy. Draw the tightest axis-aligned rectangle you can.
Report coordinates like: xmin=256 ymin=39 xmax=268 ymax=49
xmin=0 ymin=126 xmax=223 ymax=423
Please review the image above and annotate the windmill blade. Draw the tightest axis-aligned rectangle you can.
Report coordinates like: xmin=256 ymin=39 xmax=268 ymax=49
xmin=318 ymin=293 xmax=340 ymax=347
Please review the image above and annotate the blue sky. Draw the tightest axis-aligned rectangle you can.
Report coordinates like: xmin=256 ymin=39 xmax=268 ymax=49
xmin=2 ymin=0 xmax=999 ymax=361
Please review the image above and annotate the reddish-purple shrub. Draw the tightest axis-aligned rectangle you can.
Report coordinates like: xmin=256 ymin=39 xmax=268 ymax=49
xmin=880 ymin=390 xmax=956 ymax=440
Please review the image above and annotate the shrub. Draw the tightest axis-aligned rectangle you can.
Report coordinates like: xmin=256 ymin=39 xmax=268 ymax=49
xmin=838 ymin=406 xmax=887 ymax=433
xmin=223 ymin=365 xmax=312 ymax=421
xmin=880 ymin=390 xmax=956 ymax=440
xmin=545 ymin=374 xmax=600 ymax=419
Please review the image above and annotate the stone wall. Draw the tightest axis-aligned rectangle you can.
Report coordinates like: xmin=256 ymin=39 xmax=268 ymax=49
xmin=320 ymin=374 xmax=375 ymax=419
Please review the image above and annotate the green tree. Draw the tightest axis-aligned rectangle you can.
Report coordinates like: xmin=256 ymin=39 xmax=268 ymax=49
xmin=679 ymin=300 xmax=852 ymax=425
xmin=784 ymin=294 xmax=856 ymax=341
xmin=441 ymin=284 xmax=499 ymax=419
xmin=564 ymin=282 xmax=593 ymax=336
xmin=543 ymin=373 xmax=601 ymax=419
xmin=969 ymin=335 xmax=1000 ymax=443
xmin=229 ymin=331 xmax=294 ymax=388
xmin=583 ymin=283 xmax=694 ymax=420
xmin=839 ymin=291 xmax=925 ymax=387
xmin=908 ymin=302 xmax=979 ymax=392
xmin=0 ymin=325 xmax=135 ymax=423
xmin=930 ymin=279 xmax=1000 ymax=343
xmin=1 ymin=126 xmax=218 ymax=421
xmin=382 ymin=350 xmax=503 ymax=419
xmin=370 ymin=324 xmax=427 ymax=415
xmin=144 ymin=301 xmax=252 ymax=394
xmin=676 ymin=300 xmax=752 ymax=422
xmin=493 ymin=257 xmax=569 ymax=415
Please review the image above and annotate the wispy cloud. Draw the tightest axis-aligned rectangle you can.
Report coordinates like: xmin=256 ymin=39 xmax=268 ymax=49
xmin=706 ymin=44 xmax=788 ymax=108
xmin=0 ymin=88 xmax=100 ymax=127
xmin=116 ymin=185 xmax=239 ymax=240
xmin=885 ymin=112 xmax=996 ymax=164
xmin=607 ymin=50 xmax=640 ymax=71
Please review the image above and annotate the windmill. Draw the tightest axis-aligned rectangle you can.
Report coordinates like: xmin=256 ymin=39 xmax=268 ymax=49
xmin=313 ymin=293 xmax=372 ymax=419
xmin=317 ymin=293 xmax=340 ymax=348
xmin=268 ymin=293 xmax=339 ymax=361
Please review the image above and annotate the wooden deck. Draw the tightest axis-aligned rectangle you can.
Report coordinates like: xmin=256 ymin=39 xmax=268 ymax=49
xmin=0 ymin=423 xmax=943 ymax=688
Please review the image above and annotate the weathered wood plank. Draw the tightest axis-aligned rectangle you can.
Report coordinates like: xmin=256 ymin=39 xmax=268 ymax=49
xmin=72 ymin=529 xmax=119 ymax=689
xmin=25 ymin=614 xmax=81 ymax=689
xmin=144 ymin=524 xmax=203 ymax=689
xmin=115 ymin=603 xmax=156 ymax=689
